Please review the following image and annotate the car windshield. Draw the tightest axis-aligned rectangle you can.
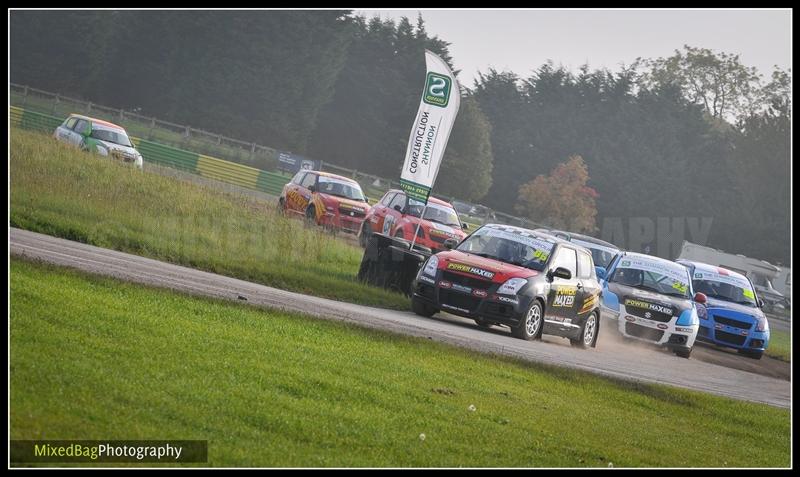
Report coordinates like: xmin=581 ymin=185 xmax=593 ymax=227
xmin=317 ymin=177 xmax=365 ymax=201
xmin=456 ymin=226 xmax=555 ymax=271
xmin=407 ymin=199 xmax=461 ymax=227
xmin=90 ymin=125 xmax=133 ymax=147
xmin=692 ymin=269 xmax=758 ymax=307
xmin=610 ymin=257 xmax=691 ymax=298
xmin=571 ymin=238 xmax=618 ymax=268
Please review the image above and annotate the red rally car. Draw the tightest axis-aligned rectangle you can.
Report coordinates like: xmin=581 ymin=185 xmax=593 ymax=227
xmin=359 ymin=189 xmax=468 ymax=252
xmin=279 ymin=170 xmax=371 ymax=234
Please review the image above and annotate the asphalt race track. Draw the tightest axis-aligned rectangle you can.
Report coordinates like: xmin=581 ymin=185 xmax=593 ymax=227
xmin=10 ymin=228 xmax=791 ymax=408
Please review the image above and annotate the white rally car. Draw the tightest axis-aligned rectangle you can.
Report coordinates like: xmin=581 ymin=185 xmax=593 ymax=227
xmin=597 ymin=252 xmax=705 ymax=358
xmin=53 ymin=114 xmax=143 ymax=169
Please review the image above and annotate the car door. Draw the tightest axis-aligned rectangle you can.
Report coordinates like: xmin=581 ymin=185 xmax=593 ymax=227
xmin=546 ymin=245 xmax=580 ymax=323
xmin=283 ymin=171 xmax=305 ymax=215
xmin=575 ymin=249 xmax=601 ymax=319
xmin=295 ymin=172 xmax=317 ymax=215
xmin=383 ymin=192 xmax=406 ymax=236
xmin=56 ymin=117 xmax=78 ymax=142
xmin=286 ymin=172 xmax=313 ymax=217
xmin=370 ymin=192 xmax=395 ymax=234
xmin=71 ymin=118 xmax=90 ymax=147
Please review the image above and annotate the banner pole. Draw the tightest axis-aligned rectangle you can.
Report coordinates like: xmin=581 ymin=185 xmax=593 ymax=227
xmin=409 ymin=203 xmax=428 ymax=251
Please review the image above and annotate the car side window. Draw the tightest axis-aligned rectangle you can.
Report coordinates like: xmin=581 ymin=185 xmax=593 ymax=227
xmin=64 ymin=117 xmax=78 ymax=130
xmin=73 ymin=119 xmax=89 ymax=134
xmin=291 ymin=171 xmax=306 ymax=185
xmin=552 ymin=246 xmax=577 ymax=277
xmin=380 ymin=192 xmax=396 ymax=206
xmin=300 ymin=173 xmax=317 ymax=189
xmin=577 ymin=251 xmax=594 ymax=279
xmin=389 ymin=193 xmax=406 ymax=212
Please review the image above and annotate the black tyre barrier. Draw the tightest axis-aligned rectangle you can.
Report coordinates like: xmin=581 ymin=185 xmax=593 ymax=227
xmin=357 ymin=233 xmax=431 ymax=296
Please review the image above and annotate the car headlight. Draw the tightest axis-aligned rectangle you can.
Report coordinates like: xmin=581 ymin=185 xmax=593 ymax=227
xmin=497 ymin=278 xmax=528 ymax=295
xmin=755 ymin=315 xmax=769 ymax=332
xmin=96 ymin=144 xmax=108 ymax=156
xmin=422 ymin=255 xmax=439 ymax=277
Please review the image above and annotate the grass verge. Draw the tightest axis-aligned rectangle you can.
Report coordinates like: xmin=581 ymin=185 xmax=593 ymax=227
xmin=10 ymin=258 xmax=790 ymax=467
xmin=766 ymin=329 xmax=790 ymax=362
xmin=10 ymin=128 xmax=407 ymax=310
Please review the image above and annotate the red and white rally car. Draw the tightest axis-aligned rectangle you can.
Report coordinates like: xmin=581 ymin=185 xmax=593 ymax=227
xmin=279 ymin=170 xmax=371 ymax=234
xmin=359 ymin=189 xmax=468 ymax=253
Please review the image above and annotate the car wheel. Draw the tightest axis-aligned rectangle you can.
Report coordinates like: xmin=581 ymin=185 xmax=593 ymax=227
xmin=305 ymin=205 xmax=316 ymax=225
xmin=395 ymin=229 xmax=405 ymax=239
xmin=475 ymin=319 xmax=493 ymax=329
xmin=571 ymin=312 xmax=599 ymax=348
xmin=674 ymin=347 xmax=692 ymax=359
xmin=512 ymin=300 xmax=543 ymax=340
xmin=277 ymin=198 xmax=286 ymax=215
xmin=412 ymin=297 xmax=437 ymax=318
xmin=359 ymin=221 xmax=371 ymax=248
xmin=738 ymin=349 xmax=764 ymax=360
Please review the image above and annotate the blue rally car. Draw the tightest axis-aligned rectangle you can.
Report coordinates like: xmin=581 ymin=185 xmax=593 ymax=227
xmin=677 ymin=260 xmax=770 ymax=359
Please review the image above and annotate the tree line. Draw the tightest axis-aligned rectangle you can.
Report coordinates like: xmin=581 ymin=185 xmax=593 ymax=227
xmin=10 ymin=11 xmax=790 ymax=264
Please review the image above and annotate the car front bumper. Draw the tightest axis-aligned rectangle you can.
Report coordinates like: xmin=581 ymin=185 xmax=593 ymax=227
xmin=612 ymin=305 xmax=698 ymax=350
xmin=412 ymin=273 xmax=586 ymax=340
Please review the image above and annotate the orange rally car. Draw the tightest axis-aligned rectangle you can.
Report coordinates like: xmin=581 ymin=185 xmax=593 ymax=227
xmin=279 ymin=170 xmax=371 ymax=234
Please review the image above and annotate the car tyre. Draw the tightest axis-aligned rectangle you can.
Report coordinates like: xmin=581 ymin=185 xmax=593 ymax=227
xmin=412 ymin=297 xmax=437 ymax=318
xmin=512 ymin=300 xmax=543 ymax=340
xmin=475 ymin=319 xmax=493 ymax=329
xmin=738 ymin=349 xmax=764 ymax=360
xmin=571 ymin=312 xmax=599 ymax=348
xmin=674 ymin=347 xmax=692 ymax=359
xmin=359 ymin=221 xmax=371 ymax=248
xmin=305 ymin=205 xmax=317 ymax=225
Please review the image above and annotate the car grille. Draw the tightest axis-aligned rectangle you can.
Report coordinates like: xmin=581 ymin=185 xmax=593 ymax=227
xmin=484 ymin=302 xmax=513 ymax=318
xmin=624 ymin=303 xmax=673 ymax=323
xmin=111 ymin=150 xmax=136 ymax=162
xmin=439 ymin=290 xmax=481 ymax=313
xmin=339 ymin=206 xmax=365 ymax=218
xmin=714 ymin=330 xmax=747 ymax=346
xmin=442 ymin=271 xmax=492 ymax=290
xmin=711 ymin=315 xmax=752 ymax=330
xmin=625 ymin=322 xmax=664 ymax=342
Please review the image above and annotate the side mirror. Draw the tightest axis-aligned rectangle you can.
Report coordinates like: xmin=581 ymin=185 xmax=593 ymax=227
xmin=694 ymin=292 xmax=707 ymax=304
xmin=551 ymin=267 xmax=572 ymax=280
xmin=308 ymin=185 xmax=316 ymax=193
xmin=443 ymin=238 xmax=458 ymax=250
xmin=393 ymin=205 xmax=404 ymax=213
xmin=595 ymin=266 xmax=607 ymax=281
xmin=364 ymin=197 xmax=370 ymax=203
xmin=461 ymin=223 xmax=469 ymax=230
xmin=757 ymin=298 xmax=765 ymax=308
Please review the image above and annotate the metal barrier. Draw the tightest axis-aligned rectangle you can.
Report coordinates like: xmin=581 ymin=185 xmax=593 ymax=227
xmin=11 ymin=106 xmax=288 ymax=197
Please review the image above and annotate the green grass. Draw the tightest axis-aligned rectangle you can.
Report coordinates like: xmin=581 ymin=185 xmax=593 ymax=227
xmin=10 ymin=258 xmax=791 ymax=467
xmin=766 ymin=329 xmax=790 ymax=362
xmin=10 ymin=128 xmax=408 ymax=310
